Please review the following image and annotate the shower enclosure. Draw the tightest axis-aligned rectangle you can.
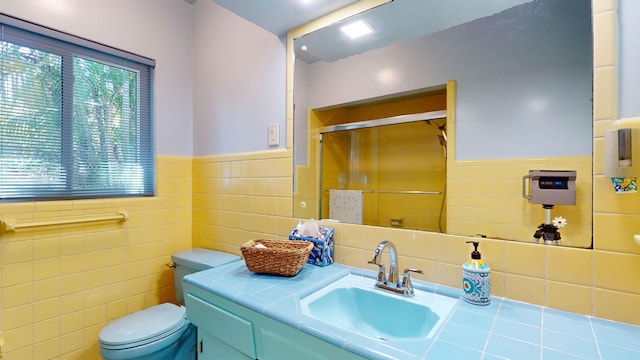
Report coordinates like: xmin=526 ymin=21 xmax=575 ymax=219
xmin=320 ymin=112 xmax=447 ymax=232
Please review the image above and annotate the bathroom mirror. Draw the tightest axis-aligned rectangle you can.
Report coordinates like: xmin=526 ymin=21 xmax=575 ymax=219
xmin=292 ymin=0 xmax=593 ymax=248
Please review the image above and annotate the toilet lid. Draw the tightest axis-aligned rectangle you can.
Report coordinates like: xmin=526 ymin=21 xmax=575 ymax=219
xmin=99 ymin=303 xmax=188 ymax=347
xmin=171 ymin=248 xmax=240 ymax=271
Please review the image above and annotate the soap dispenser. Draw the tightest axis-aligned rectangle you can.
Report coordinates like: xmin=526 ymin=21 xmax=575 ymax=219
xmin=462 ymin=241 xmax=491 ymax=305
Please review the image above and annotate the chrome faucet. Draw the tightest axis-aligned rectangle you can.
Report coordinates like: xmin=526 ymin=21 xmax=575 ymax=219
xmin=368 ymin=240 xmax=423 ymax=297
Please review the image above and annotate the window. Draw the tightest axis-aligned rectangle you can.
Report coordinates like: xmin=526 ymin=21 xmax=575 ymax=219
xmin=0 ymin=14 xmax=155 ymax=201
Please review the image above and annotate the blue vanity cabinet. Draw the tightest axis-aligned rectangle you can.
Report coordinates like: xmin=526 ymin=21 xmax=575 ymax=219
xmin=184 ymin=288 xmax=366 ymax=360
xmin=186 ymin=293 xmax=256 ymax=359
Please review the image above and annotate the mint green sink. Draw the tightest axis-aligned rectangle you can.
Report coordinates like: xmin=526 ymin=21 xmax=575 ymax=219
xmin=300 ymin=274 xmax=458 ymax=341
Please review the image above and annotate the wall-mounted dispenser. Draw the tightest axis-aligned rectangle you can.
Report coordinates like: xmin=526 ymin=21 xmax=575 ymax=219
xmin=522 ymin=170 xmax=577 ymax=245
xmin=522 ymin=170 xmax=577 ymax=206
xmin=604 ymin=128 xmax=640 ymax=178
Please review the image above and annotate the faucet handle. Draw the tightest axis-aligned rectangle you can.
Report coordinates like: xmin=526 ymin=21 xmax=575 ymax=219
xmin=401 ymin=268 xmax=423 ymax=289
xmin=368 ymin=260 xmax=386 ymax=283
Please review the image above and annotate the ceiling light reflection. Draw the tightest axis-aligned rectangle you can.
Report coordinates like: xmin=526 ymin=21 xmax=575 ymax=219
xmin=376 ymin=68 xmax=397 ymax=85
xmin=341 ymin=20 xmax=373 ymax=39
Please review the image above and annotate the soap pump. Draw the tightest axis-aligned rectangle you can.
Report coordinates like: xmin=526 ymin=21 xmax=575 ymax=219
xmin=462 ymin=241 xmax=491 ymax=305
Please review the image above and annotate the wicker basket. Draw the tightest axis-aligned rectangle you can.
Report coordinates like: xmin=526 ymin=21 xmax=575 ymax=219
xmin=240 ymin=239 xmax=313 ymax=277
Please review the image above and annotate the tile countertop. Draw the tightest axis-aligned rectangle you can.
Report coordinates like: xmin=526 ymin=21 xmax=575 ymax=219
xmin=182 ymin=261 xmax=640 ymax=360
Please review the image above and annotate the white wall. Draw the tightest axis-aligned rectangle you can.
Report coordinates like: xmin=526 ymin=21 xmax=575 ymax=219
xmin=298 ymin=0 xmax=593 ymax=161
xmin=0 ymin=0 xmax=195 ymax=157
xmin=191 ymin=1 xmax=286 ymax=156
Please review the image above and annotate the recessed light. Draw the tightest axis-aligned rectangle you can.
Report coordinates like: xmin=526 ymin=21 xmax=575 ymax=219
xmin=301 ymin=45 xmax=308 ymax=51
xmin=340 ymin=20 xmax=373 ymax=39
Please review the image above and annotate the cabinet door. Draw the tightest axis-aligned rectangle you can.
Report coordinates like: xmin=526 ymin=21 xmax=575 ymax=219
xmin=257 ymin=327 xmax=365 ymax=360
xmin=199 ymin=330 xmax=254 ymax=360
xmin=186 ymin=294 xmax=257 ymax=359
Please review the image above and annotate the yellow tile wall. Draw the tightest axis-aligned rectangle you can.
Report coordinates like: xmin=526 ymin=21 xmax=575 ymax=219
xmin=447 ymin=156 xmax=593 ymax=247
xmin=192 ymin=150 xmax=293 ymax=255
xmin=0 ymin=156 xmax=192 ymax=359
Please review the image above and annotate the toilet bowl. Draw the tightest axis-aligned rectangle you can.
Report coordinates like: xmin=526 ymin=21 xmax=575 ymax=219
xmin=98 ymin=248 xmax=240 ymax=360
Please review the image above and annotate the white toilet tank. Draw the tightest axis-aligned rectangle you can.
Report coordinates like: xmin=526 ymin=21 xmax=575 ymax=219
xmin=172 ymin=248 xmax=240 ymax=304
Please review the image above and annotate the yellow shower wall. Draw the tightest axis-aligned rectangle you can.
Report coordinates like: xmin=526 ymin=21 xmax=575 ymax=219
xmin=0 ymin=156 xmax=193 ymax=359
xmin=447 ymin=156 xmax=593 ymax=248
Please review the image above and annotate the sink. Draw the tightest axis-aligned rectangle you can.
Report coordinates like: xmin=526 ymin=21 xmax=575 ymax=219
xmin=299 ymin=274 xmax=458 ymax=341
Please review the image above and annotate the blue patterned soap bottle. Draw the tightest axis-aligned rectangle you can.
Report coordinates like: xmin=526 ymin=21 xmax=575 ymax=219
xmin=462 ymin=241 xmax=491 ymax=305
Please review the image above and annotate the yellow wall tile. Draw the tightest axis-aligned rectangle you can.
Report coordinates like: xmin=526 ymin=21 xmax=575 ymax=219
xmin=408 ymin=258 xmax=440 ymax=284
xmin=594 ymin=66 xmax=618 ymax=121
xmin=33 ymin=339 xmax=59 ymax=360
xmin=33 ymin=278 xmax=59 ymax=302
xmin=2 ymin=283 xmax=31 ymax=308
xmin=2 ymin=240 xmax=33 ymax=264
xmin=593 ymin=10 xmax=618 ymax=68
xmin=60 ymin=311 xmax=84 ymax=335
xmin=2 ymin=326 xmax=33 ymax=354
xmin=546 ymin=246 xmax=593 ymax=286
xmin=489 ymin=271 xmax=505 ymax=297
xmin=59 ymin=330 xmax=84 ymax=355
xmin=2 ymin=262 xmax=32 ymax=287
xmin=505 ymin=241 xmax=546 ymax=278
xmin=33 ymin=318 xmax=59 ymax=343
xmin=594 ymin=250 xmax=640 ymax=294
xmin=32 ymin=298 xmax=59 ymax=323
xmin=438 ymin=262 xmax=463 ymax=289
xmin=439 ymin=235 xmax=470 ymax=265
xmin=504 ymin=274 xmax=545 ymax=305
xmin=409 ymin=231 xmax=440 ymax=261
xmin=2 ymin=304 xmax=32 ymax=329
xmin=59 ymin=293 xmax=85 ymax=316
xmin=546 ymin=281 xmax=592 ymax=315
xmin=593 ymin=213 xmax=640 ymax=253
xmin=594 ymin=288 xmax=640 ymax=325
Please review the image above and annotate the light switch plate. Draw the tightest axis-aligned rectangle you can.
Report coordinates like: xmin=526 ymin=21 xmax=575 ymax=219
xmin=268 ymin=123 xmax=279 ymax=146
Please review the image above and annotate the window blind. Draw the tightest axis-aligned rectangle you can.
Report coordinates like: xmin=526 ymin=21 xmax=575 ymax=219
xmin=0 ymin=14 xmax=155 ymax=201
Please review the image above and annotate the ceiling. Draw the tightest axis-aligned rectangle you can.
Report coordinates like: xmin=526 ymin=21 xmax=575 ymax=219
xmin=204 ymin=0 xmax=359 ymax=38
xmin=188 ymin=0 xmax=532 ymax=63
xmin=293 ymin=0 xmax=532 ymax=63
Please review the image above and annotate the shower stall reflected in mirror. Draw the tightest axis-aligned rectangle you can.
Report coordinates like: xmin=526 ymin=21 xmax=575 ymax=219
xmin=320 ymin=117 xmax=447 ymax=232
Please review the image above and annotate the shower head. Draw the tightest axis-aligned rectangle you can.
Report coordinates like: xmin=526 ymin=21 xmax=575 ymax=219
xmin=437 ymin=134 xmax=447 ymax=147
xmin=438 ymin=123 xmax=447 ymax=144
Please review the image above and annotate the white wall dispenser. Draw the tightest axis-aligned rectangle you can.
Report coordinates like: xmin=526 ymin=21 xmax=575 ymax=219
xmin=522 ymin=170 xmax=576 ymax=245
xmin=604 ymin=127 xmax=640 ymax=193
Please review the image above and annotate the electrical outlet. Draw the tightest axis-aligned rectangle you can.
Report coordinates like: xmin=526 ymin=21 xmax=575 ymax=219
xmin=268 ymin=123 xmax=279 ymax=146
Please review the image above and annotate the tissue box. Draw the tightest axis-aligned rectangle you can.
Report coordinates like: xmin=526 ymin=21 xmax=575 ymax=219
xmin=288 ymin=225 xmax=334 ymax=267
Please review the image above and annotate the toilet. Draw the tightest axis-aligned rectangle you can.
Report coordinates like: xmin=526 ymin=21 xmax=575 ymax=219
xmin=98 ymin=248 xmax=240 ymax=360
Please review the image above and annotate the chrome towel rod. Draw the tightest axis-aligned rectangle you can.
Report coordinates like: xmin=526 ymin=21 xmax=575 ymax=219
xmin=0 ymin=211 xmax=129 ymax=233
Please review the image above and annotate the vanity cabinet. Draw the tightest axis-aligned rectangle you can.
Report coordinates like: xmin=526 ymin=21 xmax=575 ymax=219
xmin=185 ymin=290 xmax=365 ymax=360
xmin=186 ymin=294 xmax=256 ymax=359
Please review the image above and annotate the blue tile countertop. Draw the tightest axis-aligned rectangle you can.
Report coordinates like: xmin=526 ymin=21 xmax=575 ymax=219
xmin=183 ymin=261 xmax=640 ymax=360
